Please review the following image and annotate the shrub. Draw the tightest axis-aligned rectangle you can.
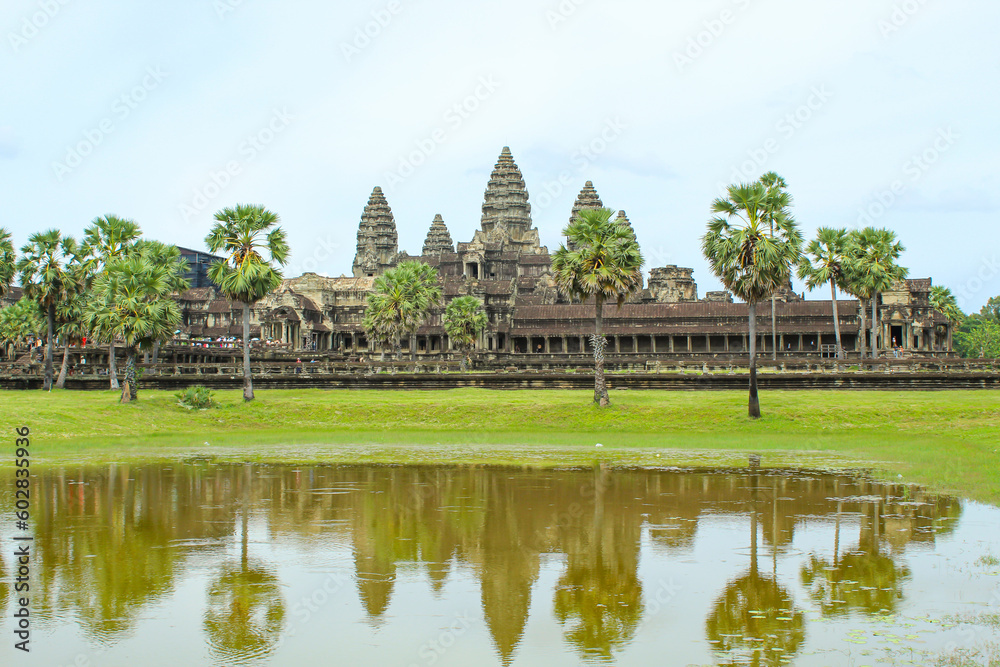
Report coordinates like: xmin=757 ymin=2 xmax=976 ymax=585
xmin=176 ymin=385 xmax=215 ymax=410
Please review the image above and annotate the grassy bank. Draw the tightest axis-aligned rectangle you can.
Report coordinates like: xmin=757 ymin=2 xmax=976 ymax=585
xmin=1 ymin=388 xmax=997 ymax=503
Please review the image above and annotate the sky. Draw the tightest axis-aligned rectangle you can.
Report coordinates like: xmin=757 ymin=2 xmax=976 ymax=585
xmin=2 ymin=0 xmax=998 ymax=311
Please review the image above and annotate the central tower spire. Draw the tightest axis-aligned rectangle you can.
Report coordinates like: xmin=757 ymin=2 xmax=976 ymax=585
xmin=474 ymin=147 xmax=543 ymax=253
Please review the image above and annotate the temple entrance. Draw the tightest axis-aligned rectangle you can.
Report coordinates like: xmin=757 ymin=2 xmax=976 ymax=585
xmin=890 ymin=325 xmax=903 ymax=349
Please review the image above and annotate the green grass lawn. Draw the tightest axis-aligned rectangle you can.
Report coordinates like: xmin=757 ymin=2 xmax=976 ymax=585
xmin=1 ymin=387 xmax=997 ymax=504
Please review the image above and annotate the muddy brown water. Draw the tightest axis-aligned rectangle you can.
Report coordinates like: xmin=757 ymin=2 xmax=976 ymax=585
xmin=1 ymin=464 xmax=998 ymax=666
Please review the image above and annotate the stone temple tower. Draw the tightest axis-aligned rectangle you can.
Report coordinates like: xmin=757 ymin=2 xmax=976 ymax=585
xmin=569 ymin=181 xmax=605 ymax=225
xmin=421 ymin=214 xmax=454 ymax=256
xmin=566 ymin=180 xmax=606 ymax=250
xmin=472 ymin=147 xmax=544 ymax=254
xmin=352 ymin=186 xmax=399 ymax=277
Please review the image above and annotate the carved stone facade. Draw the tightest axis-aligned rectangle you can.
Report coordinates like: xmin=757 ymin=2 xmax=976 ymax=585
xmin=168 ymin=147 xmax=953 ymax=357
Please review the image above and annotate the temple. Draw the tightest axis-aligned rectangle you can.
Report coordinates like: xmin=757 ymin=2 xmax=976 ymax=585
xmin=172 ymin=147 xmax=954 ymax=359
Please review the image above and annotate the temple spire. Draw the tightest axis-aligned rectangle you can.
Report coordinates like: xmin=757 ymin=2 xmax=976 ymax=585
xmin=421 ymin=214 xmax=454 ymax=256
xmin=474 ymin=146 xmax=543 ymax=253
xmin=570 ymin=181 xmax=604 ymax=225
xmin=615 ymin=209 xmax=636 ymax=240
xmin=352 ymin=186 xmax=399 ymax=277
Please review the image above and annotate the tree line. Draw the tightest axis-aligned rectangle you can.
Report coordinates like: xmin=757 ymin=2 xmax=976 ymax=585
xmin=0 ymin=177 xmax=991 ymax=413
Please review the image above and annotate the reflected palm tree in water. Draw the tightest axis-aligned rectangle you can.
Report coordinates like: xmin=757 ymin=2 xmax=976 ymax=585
xmin=801 ymin=497 xmax=910 ymax=616
xmin=204 ymin=465 xmax=286 ymax=663
xmin=706 ymin=475 xmax=805 ymax=666
xmin=553 ymin=467 xmax=644 ymax=663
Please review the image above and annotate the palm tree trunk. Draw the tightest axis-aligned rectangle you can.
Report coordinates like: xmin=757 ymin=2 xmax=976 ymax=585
xmin=748 ymin=301 xmax=761 ymax=418
xmin=594 ymin=294 xmax=609 ymax=406
xmin=108 ymin=339 xmax=120 ymax=390
xmin=55 ymin=342 xmax=70 ymax=389
xmin=871 ymin=295 xmax=878 ymax=359
xmin=409 ymin=333 xmax=416 ymax=362
xmin=44 ymin=303 xmax=54 ymax=391
xmin=121 ymin=347 xmax=137 ymax=402
xmin=858 ymin=300 xmax=867 ymax=360
xmin=830 ymin=280 xmax=843 ymax=359
xmin=770 ymin=295 xmax=777 ymax=360
xmin=152 ymin=340 xmax=160 ymax=364
xmin=242 ymin=302 xmax=254 ymax=401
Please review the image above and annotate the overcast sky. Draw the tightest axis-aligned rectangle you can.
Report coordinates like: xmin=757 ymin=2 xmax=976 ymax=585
xmin=2 ymin=0 xmax=997 ymax=311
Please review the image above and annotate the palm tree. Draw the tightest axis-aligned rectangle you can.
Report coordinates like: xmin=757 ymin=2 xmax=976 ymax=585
xmin=54 ymin=293 xmax=87 ymax=389
xmin=82 ymin=215 xmax=142 ymax=389
xmin=85 ymin=250 xmax=186 ymax=402
xmin=443 ymin=295 xmax=488 ymax=371
xmin=17 ymin=230 xmax=80 ymax=391
xmin=760 ymin=172 xmax=793 ymax=360
xmin=702 ymin=182 xmax=803 ymax=418
xmin=205 ymin=204 xmax=289 ymax=401
xmin=929 ymin=285 xmax=963 ymax=353
xmin=362 ymin=261 xmax=442 ymax=362
xmin=0 ymin=227 xmax=14 ymax=299
xmin=797 ymin=227 xmax=851 ymax=359
xmin=552 ymin=208 xmax=644 ymax=406
xmin=845 ymin=228 xmax=907 ymax=359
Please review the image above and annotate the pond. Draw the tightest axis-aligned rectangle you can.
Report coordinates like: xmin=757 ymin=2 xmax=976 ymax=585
xmin=1 ymin=464 xmax=998 ymax=666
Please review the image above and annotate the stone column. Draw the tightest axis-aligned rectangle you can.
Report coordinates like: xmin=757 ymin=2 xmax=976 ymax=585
xmin=651 ymin=336 xmax=657 ymax=354
xmin=798 ymin=334 xmax=804 ymax=352
xmin=544 ymin=337 xmax=551 ymax=354
xmin=705 ymin=334 xmax=711 ymax=353
xmin=686 ymin=336 xmax=692 ymax=352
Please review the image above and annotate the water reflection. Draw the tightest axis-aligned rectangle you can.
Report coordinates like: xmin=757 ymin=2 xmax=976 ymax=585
xmin=204 ymin=465 xmax=286 ymax=663
xmin=705 ymin=475 xmax=805 ymax=666
xmin=0 ymin=464 xmax=968 ymax=665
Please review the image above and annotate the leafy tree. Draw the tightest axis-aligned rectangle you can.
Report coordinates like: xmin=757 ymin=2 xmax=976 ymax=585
xmin=0 ymin=227 xmax=14 ymax=298
xmin=85 ymin=245 xmax=187 ymax=402
xmin=844 ymin=228 xmax=907 ymax=359
xmin=0 ymin=298 xmax=44 ymax=360
xmin=443 ymin=296 xmax=488 ymax=371
xmin=16 ymin=230 xmax=81 ymax=391
xmin=980 ymin=295 xmax=1000 ymax=322
xmin=552 ymin=208 xmax=643 ymax=406
xmin=798 ymin=227 xmax=851 ymax=359
xmin=206 ymin=204 xmax=289 ymax=401
xmin=362 ymin=261 xmax=442 ymax=361
xmin=702 ymin=183 xmax=803 ymax=418
xmin=929 ymin=285 xmax=964 ymax=353
xmin=955 ymin=315 xmax=1000 ymax=358
xmin=82 ymin=215 xmax=142 ymax=389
